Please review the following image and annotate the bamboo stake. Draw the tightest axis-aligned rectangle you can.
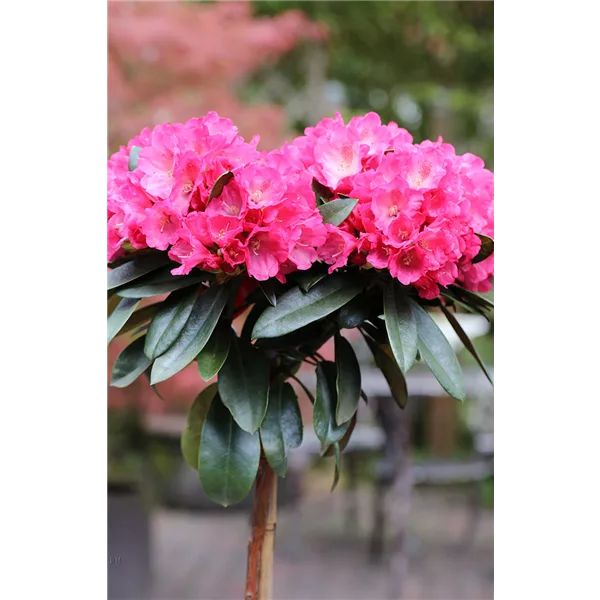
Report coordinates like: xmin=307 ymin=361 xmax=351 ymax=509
xmin=245 ymin=455 xmax=278 ymax=600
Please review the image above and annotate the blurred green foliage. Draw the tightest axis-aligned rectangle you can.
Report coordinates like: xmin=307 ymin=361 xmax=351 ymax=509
xmin=252 ymin=1 xmax=493 ymax=165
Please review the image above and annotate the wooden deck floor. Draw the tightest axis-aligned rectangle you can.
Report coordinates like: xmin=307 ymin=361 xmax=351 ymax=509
xmin=148 ymin=486 xmax=493 ymax=600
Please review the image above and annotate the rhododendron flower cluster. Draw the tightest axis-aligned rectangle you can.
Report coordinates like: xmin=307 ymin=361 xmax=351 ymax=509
xmin=290 ymin=112 xmax=494 ymax=298
xmin=108 ymin=112 xmax=495 ymax=518
xmin=107 ymin=112 xmax=326 ymax=281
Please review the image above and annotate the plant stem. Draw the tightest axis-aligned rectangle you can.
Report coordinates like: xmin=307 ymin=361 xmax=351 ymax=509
xmin=244 ymin=455 xmax=277 ymax=600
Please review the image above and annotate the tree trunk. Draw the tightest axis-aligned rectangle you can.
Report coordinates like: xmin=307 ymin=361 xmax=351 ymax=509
xmin=245 ymin=456 xmax=278 ymax=600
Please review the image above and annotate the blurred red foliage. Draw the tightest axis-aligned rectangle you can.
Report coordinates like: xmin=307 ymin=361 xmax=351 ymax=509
xmin=108 ymin=1 xmax=328 ymax=417
xmin=108 ymin=0 xmax=327 ymax=152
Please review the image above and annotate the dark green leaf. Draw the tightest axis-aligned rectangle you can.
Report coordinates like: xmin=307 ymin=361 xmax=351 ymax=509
xmin=207 ymin=171 xmax=234 ymax=202
xmin=334 ymin=334 xmax=361 ymax=425
xmin=107 ymin=253 xmax=172 ymax=290
xmin=218 ymin=336 xmax=270 ymax=433
xmin=107 ymin=297 xmax=141 ymax=345
xmin=256 ymin=320 xmax=325 ymax=352
xmin=440 ymin=305 xmax=493 ymax=387
xmin=144 ymin=367 xmax=166 ymax=401
xmin=440 ymin=290 xmax=488 ymax=318
xmin=108 ymin=293 xmax=121 ymax=317
xmin=331 ymin=443 xmax=341 ymax=492
xmin=312 ymin=178 xmax=334 ymax=202
xmin=447 ymin=285 xmax=494 ymax=310
xmin=363 ymin=334 xmax=409 ymax=409
xmin=116 ymin=267 xmax=207 ymax=298
xmin=180 ymin=383 xmax=218 ymax=470
xmin=259 ymin=280 xmax=278 ymax=307
xmin=259 ymin=380 xmax=303 ymax=477
xmin=110 ymin=337 xmax=152 ymax=388
xmin=241 ymin=302 xmax=267 ymax=340
xmin=472 ymin=234 xmax=494 ymax=264
xmin=323 ymin=412 xmax=356 ymax=457
xmin=314 ymin=362 xmax=352 ymax=449
xmin=337 ymin=294 xmax=370 ymax=329
xmin=295 ymin=269 xmax=328 ymax=293
xmin=252 ymin=274 xmax=363 ymax=339
xmin=318 ymin=197 xmax=359 ymax=226
xmin=144 ymin=286 xmax=201 ymax=359
xmin=128 ymin=146 xmax=141 ymax=171
xmin=298 ymin=320 xmax=338 ymax=357
xmin=199 ymin=393 xmax=260 ymax=507
xmin=150 ymin=284 xmax=230 ymax=384
xmin=131 ymin=323 xmax=149 ymax=339
xmin=383 ymin=280 xmax=418 ymax=374
xmin=114 ymin=303 xmax=161 ymax=339
xmin=361 ymin=321 xmax=387 ymax=344
xmin=197 ymin=323 xmax=232 ymax=381
xmin=410 ymin=301 xmax=466 ymax=402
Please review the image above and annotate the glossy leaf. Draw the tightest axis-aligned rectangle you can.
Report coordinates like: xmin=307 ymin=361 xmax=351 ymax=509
xmin=116 ymin=267 xmax=207 ymax=299
xmin=218 ymin=336 xmax=270 ymax=433
xmin=323 ymin=412 xmax=356 ymax=457
xmin=314 ymin=362 xmax=352 ymax=449
xmin=259 ymin=280 xmax=278 ymax=307
xmin=312 ymin=178 xmax=334 ymax=202
xmin=107 ymin=253 xmax=172 ymax=290
xmin=440 ymin=305 xmax=493 ymax=386
xmin=241 ymin=302 xmax=267 ymax=340
xmin=180 ymin=384 xmax=218 ymax=470
xmin=114 ymin=303 xmax=161 ymax=339
xmin=337 ymin=294 xmax=370 ymax=329
xmin=150 ymin=283 xmax=230 ymax=384
xmin=207 ymin=170 xmax=234 ymax=202
xmin=259 ymin=380 xmax=303 ymax=477
xmin=335 ymin=334 xmax=361 ymax=425
xmin=110 ymin=337 xmax=152 ymax=388
xmin=296 ymin=269 xmax=328 ymax=293
xmin=440 ymin=290 xmax=488 ymax=318
xmin=128 ymin=146 xmax=141 ymax=171
xmin=472 ymin=234 xmax=494 ymax=264
xmin=361 ymin=321 xmax=387 ymax=344
xmin=256 ymin=320 xmax=325 ymax=352
xmin=363 ymin=334 xmax=409 ymax=409
xmin=144 ymin=286 xmax=200 ymax=359
xmin=107 ymin=293 xmax=121 ymax=317
xmin=383 ymin=280 xmax=418 ymax=374
xmin=410 ymin=301 xmax=466 ymax=402
xmin=318 ymin=197 xmax=359 ymax=226
xmin=199 ymin=393 xmax=261 ymax=507
xmin=447 ymin=285 xmax=494 ymax=310
xmin=107 ymin=297 xmax=141 ymax=345
xmin=298 ymin=320 xmax=338 ymax=357
xmin=252 ymin=274 xmax=363 ymax=339
xmin=197 ymin=323 xmax=231 ymax=381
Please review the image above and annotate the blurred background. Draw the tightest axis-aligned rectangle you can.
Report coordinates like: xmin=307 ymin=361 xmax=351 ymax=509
xmin=107 ymin=2 xmax=493 ymax=599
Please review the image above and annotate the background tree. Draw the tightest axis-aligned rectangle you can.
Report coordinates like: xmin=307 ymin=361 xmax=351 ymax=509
xmin=108 ymin=1 xmax=326 ymax=153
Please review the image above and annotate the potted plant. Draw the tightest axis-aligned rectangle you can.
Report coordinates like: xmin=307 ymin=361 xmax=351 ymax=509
xmin=107 ymin=111 xmax=493 ymax=599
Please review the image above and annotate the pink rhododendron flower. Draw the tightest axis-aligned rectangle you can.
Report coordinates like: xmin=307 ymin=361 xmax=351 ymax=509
xmin=245 ymin=228 xmax=289 ymax=281
xmin=318 ymin=225 xmax=358 ymax=273
xmin=107 ymin=111 xmax=493 ymax=299
xmin=288 ymin=112 xmax=493 ymax=297
xmin=141 ymin=203 xmax=181 ymax=251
